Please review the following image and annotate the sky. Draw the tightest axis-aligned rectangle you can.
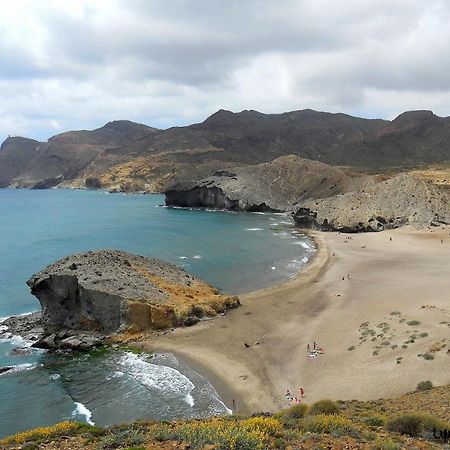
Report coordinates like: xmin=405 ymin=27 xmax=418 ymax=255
xmin=1 ymin=0 xmax=450 ymax=141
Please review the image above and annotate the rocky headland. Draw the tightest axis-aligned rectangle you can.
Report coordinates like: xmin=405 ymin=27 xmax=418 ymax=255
xmin=294 ymin=173 xmax=450 ymax=232
xmin=165 ymin=155 xmax=450 ymax=231
xmin=1 ymin=250 xmax=239 ymax=352
xmin=165 ymin=155 xmax=381 ymax=212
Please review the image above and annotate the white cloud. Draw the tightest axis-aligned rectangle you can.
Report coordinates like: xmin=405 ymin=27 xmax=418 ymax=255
xmin=0 ymin=0 xmax=449 ymax=141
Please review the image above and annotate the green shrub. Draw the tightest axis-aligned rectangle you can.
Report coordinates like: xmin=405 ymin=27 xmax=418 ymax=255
xmin=282 ymin=403 xmax=308 ymax=420
xmin=299 ymin=414 xmax=360 ymax=437
xmin=370 ymin=438 xmax=401 ymax=450
xmin=407 ymin=320 xmax=420 ymax=326
xmin=308 ymin=399 xmax=340 ymax=416
xmin=385 ymin=412 xmax=444 ymax=437
xmin=363 ymin=414 xmax=386 ymax=427
xmin=97 ymin=427 xmax=147 ymax=449
xmin=347 ymin=345 xmax=356 ymax=351
xmin=423 ymin=353 xmax=434 ymax=360
xmin=416 ymin=380 xmax=433 ymax=391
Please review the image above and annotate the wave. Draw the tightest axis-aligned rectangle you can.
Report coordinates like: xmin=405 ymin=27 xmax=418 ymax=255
xmin=0 ymin=332 xmax=33 ymax=347
xmin=185 ymin=393 xmax=195 ymax=407
xmin=72 ymin=402 xmax=95 ymax=426
xmin=192 ymin=255 xmax=202 ymax=259
xmin=245 ymin=227 xmax=263 ymax=231
xmin=0 ymin=362 xmax=38 ymax=376
xmin=117 ymin=352 xmax=195 ymax=403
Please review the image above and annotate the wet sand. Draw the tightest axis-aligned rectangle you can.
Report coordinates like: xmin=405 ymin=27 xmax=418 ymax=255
xmin=141 ymin=226 xmax=450 ymax=413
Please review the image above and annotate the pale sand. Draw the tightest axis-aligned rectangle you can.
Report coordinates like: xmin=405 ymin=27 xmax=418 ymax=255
xmin=141 ymin=226 xmax=450 ymax=413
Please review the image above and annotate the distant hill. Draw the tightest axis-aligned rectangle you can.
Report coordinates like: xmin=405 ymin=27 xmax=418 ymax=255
xmin=0 ymin=137 xmax=41 ymax=187
xmin=1 ymin=120 xmax=158 ymax=189
xmin=1 ymin=109 xmax=450 ymax=191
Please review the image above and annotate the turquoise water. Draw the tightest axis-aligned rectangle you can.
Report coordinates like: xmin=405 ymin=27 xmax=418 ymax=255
xmin=0 ymin=189 xmax=314 ymax=437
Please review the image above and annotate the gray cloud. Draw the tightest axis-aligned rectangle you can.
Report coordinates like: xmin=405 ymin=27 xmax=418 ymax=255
xmin=0 ymin=0 xmax=450 ymax=141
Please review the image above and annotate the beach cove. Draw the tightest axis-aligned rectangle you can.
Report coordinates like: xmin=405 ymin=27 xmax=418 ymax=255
xmin=145 ymin=226 xmax=450 ymax=413
xmin=0 ymin=188 xmax=314 ymax=437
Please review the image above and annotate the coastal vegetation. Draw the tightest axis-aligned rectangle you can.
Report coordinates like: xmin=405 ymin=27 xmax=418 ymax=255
xmin=2 ymin=386 xmax=450 ymax=449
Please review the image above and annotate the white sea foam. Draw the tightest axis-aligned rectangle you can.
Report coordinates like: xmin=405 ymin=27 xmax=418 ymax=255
xmin=118 ymin=352 xmax=195 ymax=400
xmin=50 ymin=373 xmax=61 ymax=380
xmin=0 ymin=363 xmax=38 ymax=376
xmin=245 ymin=227 xmax=263 ymax=231
xmin=185 ymin=393 xmax=195 ymax=407
xmin=301 ymin=256 xmax=309 ymax=263
xmin=0 ymin=333 xmax=32 ymax=347
xmin=192 ymin=255 xmax=202 ymax=259
xmin=292 ymin=241 xmax=312 ymax=249
xmin=73 ymin=402 xmax=95 ymax=425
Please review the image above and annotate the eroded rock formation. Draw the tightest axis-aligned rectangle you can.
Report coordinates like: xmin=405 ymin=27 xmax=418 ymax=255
xmin=165 ymin=155 xmax=380 ymax=212
xmin=26 ymin=250 xmax=239 ymax=334
xmin=294 ymin=174 xmax=450 ymax=232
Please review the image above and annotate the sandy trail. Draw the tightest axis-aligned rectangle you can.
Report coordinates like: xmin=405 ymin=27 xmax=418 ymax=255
xmin=141 ymin=226 xmax=450 ymax=413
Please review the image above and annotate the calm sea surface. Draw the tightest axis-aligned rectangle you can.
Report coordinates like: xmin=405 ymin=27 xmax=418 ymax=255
xmin=0 ymin=189 xmax=314 ymax=437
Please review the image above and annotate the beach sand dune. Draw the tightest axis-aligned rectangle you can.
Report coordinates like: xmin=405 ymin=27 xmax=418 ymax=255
xmin=142 ymin=226 xmax=450 ymax=413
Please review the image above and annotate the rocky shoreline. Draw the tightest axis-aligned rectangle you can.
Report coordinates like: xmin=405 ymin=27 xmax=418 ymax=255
xmin=0 ymin=312 xmax=106 ymax=356
xmin=0 ymin=250 xmax=240 ymax=359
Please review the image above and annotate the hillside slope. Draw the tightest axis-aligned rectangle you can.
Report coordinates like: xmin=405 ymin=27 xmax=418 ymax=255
xmin=295 ymin=173 xmax=450 ymax=231
xmin=165 ymin=155 xmax=381 ymax=211
xmin=2 ymin=108 xmax=450 ymax=191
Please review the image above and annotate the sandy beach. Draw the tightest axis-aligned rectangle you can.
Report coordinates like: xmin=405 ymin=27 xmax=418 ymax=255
xmin=141 ymin=226 xmax=450 ymax=413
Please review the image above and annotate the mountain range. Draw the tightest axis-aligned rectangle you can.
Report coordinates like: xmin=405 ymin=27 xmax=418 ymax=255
xmin=1 ymin=108 xmax=450 ymax=192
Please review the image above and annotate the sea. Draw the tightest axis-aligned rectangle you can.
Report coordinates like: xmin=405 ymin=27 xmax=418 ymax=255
xmin=0 ymin=189 xmax=314 ymax=438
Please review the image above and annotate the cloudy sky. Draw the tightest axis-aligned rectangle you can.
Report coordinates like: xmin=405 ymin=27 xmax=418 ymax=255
xmin=1 ymin=0 xmax=450 ymax=141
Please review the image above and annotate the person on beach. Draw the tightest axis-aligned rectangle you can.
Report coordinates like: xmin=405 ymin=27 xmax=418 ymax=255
xmin=285 ymin=389 xmax=291 ymax=399
xmin=313 ymin=341 xmax=317 ymax=349
xmin=300 ymin=387 xmax=305 ymax=397
xmin=307 ymin=343 xmax=310 ymax=352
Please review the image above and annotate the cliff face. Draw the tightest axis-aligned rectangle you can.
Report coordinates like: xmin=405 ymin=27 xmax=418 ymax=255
xmin=165 ymin=155 xmax=380 ymax=212
xmin=27 ymin=250 xmax=239 ymax=334
xmin=294 ymin=174 xmax=450 ymax=232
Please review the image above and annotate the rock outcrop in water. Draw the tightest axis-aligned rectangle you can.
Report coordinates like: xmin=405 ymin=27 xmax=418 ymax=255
xmin=294 ymin=174 xmax=450 ymax=232
xmin=165 ymin=155 xmax=380 ymax=212
xmin=26 ymin=250 xmax=239 ymax=335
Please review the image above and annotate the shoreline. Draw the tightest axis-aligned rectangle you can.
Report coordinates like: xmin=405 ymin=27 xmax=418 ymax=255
xmin=146 ymin=225 xmax=450 ymax=413
xmin=142 ymin=230 xmax=328 ymax=413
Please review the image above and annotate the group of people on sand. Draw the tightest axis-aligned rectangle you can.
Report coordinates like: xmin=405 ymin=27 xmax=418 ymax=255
xmin=285 ymin=387 xmax=305 ymax=404
xmin=307 ymin=341 xmax=324 ymax=359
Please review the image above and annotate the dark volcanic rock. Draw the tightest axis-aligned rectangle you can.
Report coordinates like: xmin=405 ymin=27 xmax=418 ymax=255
xmin=26 ymin=250 xmax=239 ymax=334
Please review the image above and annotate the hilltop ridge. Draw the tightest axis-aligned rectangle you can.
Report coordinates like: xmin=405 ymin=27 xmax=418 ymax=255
xmin=2 ymin=108 xmax=450 ymax=192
